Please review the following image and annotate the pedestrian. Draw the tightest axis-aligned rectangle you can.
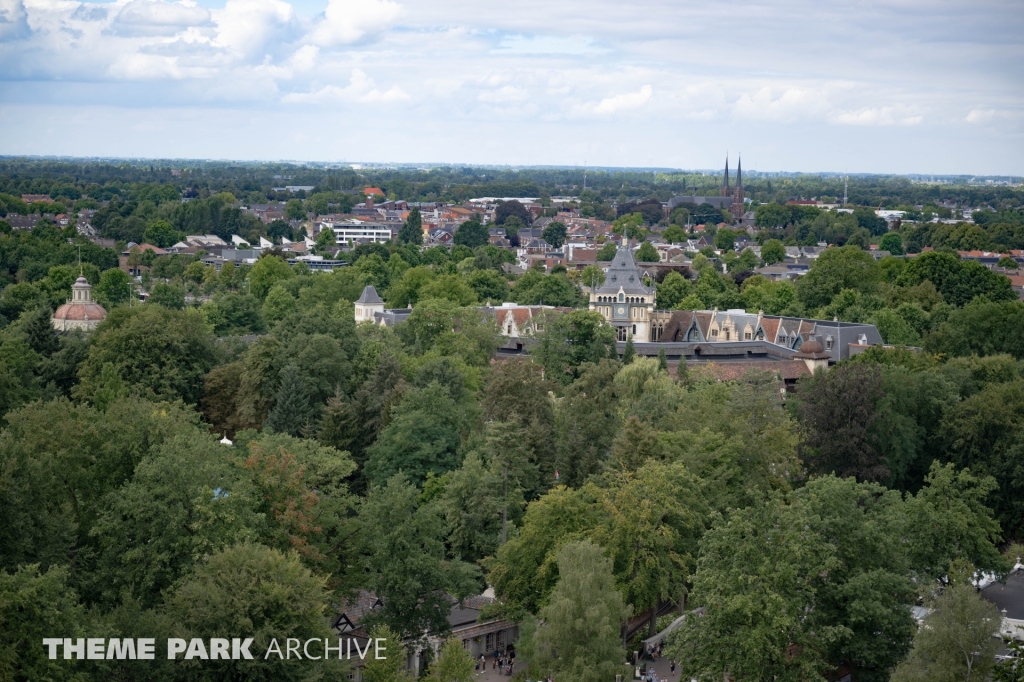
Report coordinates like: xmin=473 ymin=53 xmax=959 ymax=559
xmin=480 ymin=655 xmax=486 ymax=672
xmin=670 ymin=660 xmax=676 ymax=675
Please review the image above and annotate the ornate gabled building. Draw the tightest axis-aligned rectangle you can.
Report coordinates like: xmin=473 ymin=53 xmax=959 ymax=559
xmin=589 ymin=239 xmax=655 ymax=341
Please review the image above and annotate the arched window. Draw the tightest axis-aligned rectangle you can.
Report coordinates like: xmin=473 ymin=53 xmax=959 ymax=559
xmin=618 ymin=293 xmax=624 ymax=302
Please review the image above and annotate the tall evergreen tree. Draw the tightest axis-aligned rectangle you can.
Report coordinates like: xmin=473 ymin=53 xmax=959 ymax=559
xmin=265 ymin=363 xmax=314 ymax=437
xmin=657 ymin=346 xmax=668 ymax=372
xmin=622 ymin=336 xmax=636 ymax=365
xmin=398 ymin=207 xmax=423 ymax=245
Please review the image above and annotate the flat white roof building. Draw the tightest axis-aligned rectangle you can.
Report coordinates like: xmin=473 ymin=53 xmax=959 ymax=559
xmin=325 ymin=219 xmax=392 ymax=244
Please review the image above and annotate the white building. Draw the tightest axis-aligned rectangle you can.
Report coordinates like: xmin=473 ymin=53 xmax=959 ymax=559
xmin=325 ymin=219 xmax=393 ymax=245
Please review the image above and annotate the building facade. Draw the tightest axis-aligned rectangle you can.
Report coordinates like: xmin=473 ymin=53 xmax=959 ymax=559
xmin=589 ymin=239 xmax=655 ymax=341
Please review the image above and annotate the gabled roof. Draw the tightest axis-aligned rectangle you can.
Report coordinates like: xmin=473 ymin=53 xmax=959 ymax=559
xmin=356 ymin=285 xmax=383 ymax=304
xmin=595 ymin=241 xmax=653 ymax=295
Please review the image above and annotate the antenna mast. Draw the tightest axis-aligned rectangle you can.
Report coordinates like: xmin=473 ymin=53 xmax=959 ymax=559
xmin=843 ymin=174 xmax=848 ymax=206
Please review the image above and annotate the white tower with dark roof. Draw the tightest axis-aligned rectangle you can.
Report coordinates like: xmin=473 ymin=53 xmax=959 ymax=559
xmin=354 ymin=285 xmax=385 ymax=323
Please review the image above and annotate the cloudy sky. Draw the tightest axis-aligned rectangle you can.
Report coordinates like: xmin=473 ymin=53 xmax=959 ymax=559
xmin=0 ymin=0 xmax=1021 ymax=173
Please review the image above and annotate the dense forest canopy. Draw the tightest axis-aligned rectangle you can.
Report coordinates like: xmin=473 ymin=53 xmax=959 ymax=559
xmin=0 ymin=159 xmax=1023 ymax=681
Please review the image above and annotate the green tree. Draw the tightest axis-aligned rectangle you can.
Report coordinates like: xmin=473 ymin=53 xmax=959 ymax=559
xmin=264 ymin=363 xmax=316 ymax=436
xmin=636 ymin=241 xmax=659 ymax=262
xmin=797 ymin=362 xmax=888 ymax=482
xmin=0 ymin=564 xmax=89 ymax=682
xmin=166 ymin=542 xmax=343 ymax=681
xmin=670 ymin=496 xmax=840 ymax=682
xmin=360 ymin=474 xmax=481 ymax=641
xmin=880 ymin=231 xmax=905 ymax=255
xmin=554 ymin=360 xmax=621 ymax=486
xmin=142 ymin=219 xmax=183 ymax=248
xmin=91 ymin=431 xmax=260 ymax=606
xmin=714 ymin=228 xmax=737 ymax=251
xmin=454 ymin=219 xmax=488 ymax=248
xmin=897 ymin=250 xmax=1015 ymax=306
xmin=663 ymin=225 xmax=687 ymax=243
xmin=466 ymin=269 xmax=509 ymax=304
xmin=315 ymin=227 xmax=337 ymax=254
xmin=249 ymin=255 xmax=294 ymax=300
xmin=755 ymin=202 xmax=792 ymax=229
xmin=261 ymin=285 xmax=297 ymax=324
xmin=285 ymin=198 xmax=305 ymax=220
xmin=531 ymin=540 xmax=629 ymax=682
xmin=797 ymin=244 xmax=881 ymax=309
xmin=399 ymin=207 xmax=423 ymax=245
xmin=148 ymin=281 xmax=186 ymax=309
xmin=364 ymin=382 xmax=471 ymax=487
xmin=542 ymin=221 xmax=567 ymax=249
xmin=761 ymin=238 xmax=786 ymax=264
xmin=621 ymin=336 xmax=635 ymax=364
xmin=426 ymin=638 xmax=475 ymax=682
xmin=891 ymin=582 xmax=1000 ymax=682
xmin=596 ymin=241 xmax=619 ymax=261
xmin=580 ymin=264 xmax=605 ymax=291
xmin=77 ymin=305 xmax=216 ymax=405
xmin=362 ymin=624 xmax=414 ymax=682
xmin=93 ymin=268 xmax=131 ymax=308
xmin=925 ymin=300 xmax=1024 ymax=360
xmin=531 ymin=310 xmax=616 ymax=385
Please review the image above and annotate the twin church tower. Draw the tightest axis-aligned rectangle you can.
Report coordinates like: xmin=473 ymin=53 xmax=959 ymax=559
xmin=720 ymin=154 xmax=745 ymax=211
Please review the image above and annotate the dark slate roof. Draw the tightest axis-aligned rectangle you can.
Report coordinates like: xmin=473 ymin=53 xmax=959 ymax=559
xmin=356 ymin=285 xmax=383 ymax=304
xmin=595 ymin=242 xmax=653 ymax=296
xmin=982 ymin=569 xmax=1024 ymax=620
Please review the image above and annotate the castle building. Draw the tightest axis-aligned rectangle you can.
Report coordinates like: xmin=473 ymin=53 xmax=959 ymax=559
xmin=51 ymin=275 xmax=107 ymax=332
xmin=589 ymin=239 xmax=655 ymax=341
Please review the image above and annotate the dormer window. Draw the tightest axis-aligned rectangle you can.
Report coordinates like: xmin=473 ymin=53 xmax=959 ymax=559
xmin=825 ymin=336 xmax=833 ymax=350
xmin=618 ymin=293 xmax=624 ymax=302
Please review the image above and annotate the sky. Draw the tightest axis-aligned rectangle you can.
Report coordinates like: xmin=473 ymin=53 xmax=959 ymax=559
xmin=0 ymin=0 xmax=1022 ymax=174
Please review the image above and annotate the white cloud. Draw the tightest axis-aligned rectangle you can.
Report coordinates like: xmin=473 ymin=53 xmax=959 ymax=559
xmin=832 ymin=106 xmax=923 ymax=126
xmin=0 ymin=0 xmax=30 ymax=40
xmin=307 ymin=0 xmax=401 ymax=47
xmin=733 ymin=87 xmax=831 ymax=122
xmin=966 ymin=108 xmax=995 ymax=123
xmin=478 ymin=85 xmax=529 ymax=103
xmin=494 ymin=34 xmax=605 ymax=55
xmin=110 ymin=0 xmax=211 ymax=37
xmin=282 ymin=68 xmax=408 ymax=103
xmin=593 ymin=85 xmax=652 ymax=114
xmin=108 ymin=53 xmax=183 ymax=79
xmin=212 ymin=0 xmax=297 ymax=58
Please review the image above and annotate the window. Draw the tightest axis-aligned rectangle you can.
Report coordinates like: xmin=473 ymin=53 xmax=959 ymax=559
xmin=463 ymin=640 xmax=470 ymax=651
xmin=825 ymin=336 xmax=833 ymax=350
xmin=725 ymin=330 xmax=730 ymax=340
xmin=745 ymin=332 xmax=752 ymax=340
xmin=506 ymin=324 xmax=512 ymax=334
xmin=618 ymin=293 xmax=624 ymax=302
xmin=632 ymin=324 xmax=636 ymax=335
xmin=486 ymin=633 xmax=494 ymax=650
xmin=535 ymin=323 xmax=544 ymax=332
xmin=711 ymin=329 xmax=718 ymax=337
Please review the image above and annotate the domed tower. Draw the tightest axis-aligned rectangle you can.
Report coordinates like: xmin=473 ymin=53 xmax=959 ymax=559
xmin=52 ymin=275 xmax=107 ymax=332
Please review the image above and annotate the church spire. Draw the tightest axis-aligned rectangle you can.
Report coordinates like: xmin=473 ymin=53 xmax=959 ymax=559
xmin=721 ymin=154 xmax=730 ymax=196
xmin=736 ymin=154 xmax=742 ymax=188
